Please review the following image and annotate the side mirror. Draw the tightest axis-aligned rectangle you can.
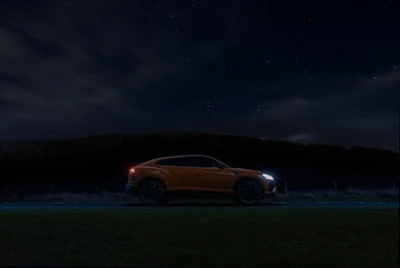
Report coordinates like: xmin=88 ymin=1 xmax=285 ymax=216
xmin=217 ymin=162 xmax=224 ymax=169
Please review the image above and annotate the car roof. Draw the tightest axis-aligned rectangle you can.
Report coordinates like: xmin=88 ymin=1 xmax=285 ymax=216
xmin=150 ymin=154 xmax=213 ymax=162
xmin=137 ymin=155 xmax=216 ymax=165
xmin=136 ymin=154 xmax=226 ymax=167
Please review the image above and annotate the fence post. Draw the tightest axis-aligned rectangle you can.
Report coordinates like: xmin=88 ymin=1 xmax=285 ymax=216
xmin=284 ymin=181 xmax=288 ymax=193
xmin=333 ymin=181 xmax=337 ymax=191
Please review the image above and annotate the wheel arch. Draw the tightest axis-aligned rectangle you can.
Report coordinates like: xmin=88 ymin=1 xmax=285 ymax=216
xmin=139 ymin=176 xmax=167 ymax=188
xmin=233 ymin=176 xmax=264 ymax=191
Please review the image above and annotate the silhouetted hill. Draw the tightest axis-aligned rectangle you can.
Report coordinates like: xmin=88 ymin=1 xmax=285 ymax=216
xmin=0 ymin=132 xmax=398 ymax=194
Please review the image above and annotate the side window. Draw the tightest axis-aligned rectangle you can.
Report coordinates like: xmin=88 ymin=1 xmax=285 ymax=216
xmin=156 ymin=157 xmax=191 ymax=166
xmin=217 ymin=162 xmax=227 ymax=168
xmin=191 ymin=157 xmax=218 ymax=168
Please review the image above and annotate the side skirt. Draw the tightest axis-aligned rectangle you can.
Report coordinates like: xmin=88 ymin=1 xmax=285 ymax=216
xmin=166 ymin=190 xmax=235 ymax=200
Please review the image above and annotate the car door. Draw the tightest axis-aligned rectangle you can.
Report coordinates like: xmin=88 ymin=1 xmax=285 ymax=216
xmin=188 ymin=156 xmax=237 ymax=191
xmin=154 ymin=157 xmax=195 ymax=190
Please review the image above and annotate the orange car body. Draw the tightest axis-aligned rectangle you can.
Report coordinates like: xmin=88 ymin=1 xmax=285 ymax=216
xmin=125 ymin=155 xmax=277 ymax=198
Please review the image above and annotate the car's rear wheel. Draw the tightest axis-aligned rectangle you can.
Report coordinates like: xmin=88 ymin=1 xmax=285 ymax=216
xmin=139 ymin=179 xmax=166 ymax=205
xmin=234 ymin=179 xmax=263 ymax=205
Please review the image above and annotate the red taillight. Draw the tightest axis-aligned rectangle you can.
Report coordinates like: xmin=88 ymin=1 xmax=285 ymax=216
xmin=129 ymin=167 xmax=136 ymax=174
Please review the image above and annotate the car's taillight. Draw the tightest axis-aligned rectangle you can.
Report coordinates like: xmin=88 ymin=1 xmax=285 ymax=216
xmin=129 ymin=167 xmax=136 ymax=174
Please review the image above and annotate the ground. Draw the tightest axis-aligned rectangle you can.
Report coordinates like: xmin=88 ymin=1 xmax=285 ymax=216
xmin=0 ymin=207 xmax=398 ymax=267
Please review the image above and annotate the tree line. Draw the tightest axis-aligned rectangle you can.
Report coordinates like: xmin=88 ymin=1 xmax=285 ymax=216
xmin=0 ymin=132 xmax=398 ymax=194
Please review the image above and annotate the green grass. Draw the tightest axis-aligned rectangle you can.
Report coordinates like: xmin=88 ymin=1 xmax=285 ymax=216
xmin=1 ymin=187 xmax=398 ymax=203
xmin=0 ymin=209 xmax=398 ymax=268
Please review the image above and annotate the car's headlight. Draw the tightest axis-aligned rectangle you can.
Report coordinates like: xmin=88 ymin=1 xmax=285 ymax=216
xmin=261 ymin=173 xmax=274 ymax=181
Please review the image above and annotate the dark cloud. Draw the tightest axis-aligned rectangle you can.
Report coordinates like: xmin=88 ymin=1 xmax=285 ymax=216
xmin=0 ymin=1 xmax=195 ymax=139
xmin=0 ymin=0 xmax=250 ymax=139
xmin=215 ymin=70 xmax=399 ymax=151
xmin=0 ymin=1 xmax=398 ymax=151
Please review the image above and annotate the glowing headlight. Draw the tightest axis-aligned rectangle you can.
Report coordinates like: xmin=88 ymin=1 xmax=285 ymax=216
xmin=261 ymin=174 xmax=274 ymax=181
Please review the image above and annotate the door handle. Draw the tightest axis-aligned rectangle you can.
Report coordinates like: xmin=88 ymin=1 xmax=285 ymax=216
xmin=194 ymin=172 xmax=203 ymax=176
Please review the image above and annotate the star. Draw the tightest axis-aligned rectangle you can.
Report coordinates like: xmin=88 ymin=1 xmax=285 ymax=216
xmin=0 ymin=0 xmax=397 ymax=152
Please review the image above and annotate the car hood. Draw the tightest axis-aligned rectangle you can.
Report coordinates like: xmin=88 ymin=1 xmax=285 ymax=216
xmin=230 ymin=168 xmax=262 ymax=176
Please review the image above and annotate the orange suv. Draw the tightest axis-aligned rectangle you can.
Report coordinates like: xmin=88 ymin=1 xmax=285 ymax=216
xmin=125 ymin=155 xmax=277 ymax=205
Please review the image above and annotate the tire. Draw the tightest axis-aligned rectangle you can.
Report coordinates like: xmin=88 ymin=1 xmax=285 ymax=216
xmin=234 ymin=179 xmax=263 ymax=205
xmin=139 ymin=179 xmax=167 ymax=205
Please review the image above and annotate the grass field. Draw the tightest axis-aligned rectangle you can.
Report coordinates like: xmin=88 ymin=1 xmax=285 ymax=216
xmin=0 ymin=208 xmax=398 ymax=267
xmin=1 ymin=187 xmax=398 ymax=203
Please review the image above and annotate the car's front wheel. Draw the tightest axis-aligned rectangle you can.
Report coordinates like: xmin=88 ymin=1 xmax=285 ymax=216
xmin=234 ymin=179 xmax=263 ymax=205
xmin=139 ymin=179 xmax=166 ymax=205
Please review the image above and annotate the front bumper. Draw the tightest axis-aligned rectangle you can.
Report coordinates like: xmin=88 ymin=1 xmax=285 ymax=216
xmin=264 ymin=189 xmax=277 ymax=197
xmin=125 ymin=185 xmax=139 ymax=196
xmin=264 ymin=181 xmax=278 ymax=197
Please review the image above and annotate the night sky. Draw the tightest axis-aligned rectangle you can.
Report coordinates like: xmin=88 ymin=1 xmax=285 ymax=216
xmin=0 ymin=0 xmax=399 ymax=151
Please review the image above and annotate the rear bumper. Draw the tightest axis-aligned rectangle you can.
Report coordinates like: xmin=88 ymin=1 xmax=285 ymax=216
xmin=125 ymin=185 xmax=139 ymax=196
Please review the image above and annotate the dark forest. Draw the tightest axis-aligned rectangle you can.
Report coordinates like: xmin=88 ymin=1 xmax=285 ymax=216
xmin=0 ymin=132 xmax=398 ymax=195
